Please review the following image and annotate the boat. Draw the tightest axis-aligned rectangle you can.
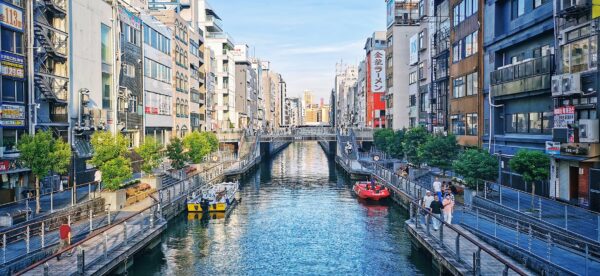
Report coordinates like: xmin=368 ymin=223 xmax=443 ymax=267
xmin=353 ymin=182 xmax=390 ymax=200
xmin=187 ymin=182 xmax=240 ymax=212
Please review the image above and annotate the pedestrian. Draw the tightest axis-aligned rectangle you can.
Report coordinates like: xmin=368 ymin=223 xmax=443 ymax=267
xmin=57 ymin=218 xmax=72 ymax=260
xmin=421 ymin=190 xmax=435 ymax=226
xmin=444 ymin=187 xmax=455 ymax=202
xmin=442 ymin=194 xmax=454 ymax=224
xmin=432 ymin=177 xmax=442 ymax=202
xmin=430 ymin=196 xmax=443 ymax=230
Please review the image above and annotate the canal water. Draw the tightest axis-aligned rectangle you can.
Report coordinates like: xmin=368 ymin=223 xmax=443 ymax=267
xmin=125 ymin=143 xmax=433 ymax=275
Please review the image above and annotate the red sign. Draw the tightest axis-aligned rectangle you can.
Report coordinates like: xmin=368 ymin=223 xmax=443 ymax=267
xmin=554 ymin=106 xmax=575 ymax=115
xmin=0 ymin=160 xmax=9 ymax=172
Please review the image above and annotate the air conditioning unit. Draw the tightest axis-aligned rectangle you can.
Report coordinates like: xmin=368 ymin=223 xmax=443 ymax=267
xmin=551 ymin=75 xmax=562 ymax=96
xmin=561 ymin=73 xmax=581 ymax=95
xmin=579 ymin=119 xmax=599 ymax=143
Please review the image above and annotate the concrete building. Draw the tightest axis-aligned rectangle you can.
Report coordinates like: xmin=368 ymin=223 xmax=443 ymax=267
xmin=335 ymin=64 xmax=358 ymax=128
xmin=430 ymin=0 xmax=450 ymax=133
xmin=550 ymin=1 xmax=600 ymax=209
xmin=409 ymin=0 xmax=432 ymax=129
xmin=205 ymin=46 xmax=217 ymax=130
xmin=250 ymin=58 xmax=264 ymax=130
xmin=483 ymin=0 xmax=554 ymax=195
xmin=386 ymin=0 xmax=419 ymax=130
xmin=285 ymin=97 xmax=301 ymax=127
xmin=233 ymin=44 xmax=251 ymax=129
xmin=356 ymin=61 xmax=367 ymax=128
xmin=364 ymin=31 xmax=387 ymax=128
xmin=141 ymin=12 xmax=173 ymax=145
xmin=448 ymin=0 xmax=483 ymax=147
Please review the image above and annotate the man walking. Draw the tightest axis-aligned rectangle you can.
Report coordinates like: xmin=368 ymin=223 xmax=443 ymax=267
xmin=432 ymin=177 xmax=442 ymax=202
xmin=57 ymin=218 xmax=72 ymax=260
xmin=430 ymin=196 xmax=443 ymax=230
xmin=421 ymin=190 xmax=435 ymax=226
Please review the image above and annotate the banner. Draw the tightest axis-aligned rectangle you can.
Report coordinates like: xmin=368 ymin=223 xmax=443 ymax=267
xmin=554 ymin=106 xmax=575 ymax=128
xmin=1 ymin=52 xmax=24 ymax=79
xmin=409 ymin=34 xmax=418 ymax=65
xmin=386 ymin=0 xmax=395 ymax=27
xmin=370 ymin=50 xmax=386 ymax=93
xmin=545 ymin=141 xmax=560 ymax=155
xmin=1 ymin=104 xmax=25 ymax=119
xmin=0 ymin=3 xmax=23 ymax=31
xmin=119 ymin=6 xmax=141 ymax=30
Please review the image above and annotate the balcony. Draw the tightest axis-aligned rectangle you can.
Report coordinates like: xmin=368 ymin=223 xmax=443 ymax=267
xmin=558 ymin=0 xmax=591 ymax=18
xmin=204 ymin=15 xmax=223 ymax=32
xmin=490 ymin=55 xmax=554 ymax=98
xmin=431 ymin=29 xmax=450 ymax=58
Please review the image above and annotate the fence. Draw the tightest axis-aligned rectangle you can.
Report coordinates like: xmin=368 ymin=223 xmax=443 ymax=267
xmin=479 ymin=181 xmax=600 ymax=243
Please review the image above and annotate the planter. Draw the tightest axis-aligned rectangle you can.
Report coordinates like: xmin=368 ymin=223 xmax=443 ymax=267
xmin=100 ymin=189 xmax=127 ymax=211
xmin=141 ymin=175 xmax=162 ymax=190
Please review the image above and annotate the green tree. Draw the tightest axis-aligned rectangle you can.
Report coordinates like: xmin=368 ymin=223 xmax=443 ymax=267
xmin=167 ymin=137 xmax=187 ymax=170
xmin=136 ymin=137 xmax=163 ymax=175
xmin=453 ymin=149 xmax=499 ymax=189
xmin=90 ymin=131 xmax=132 ymax=191
xmin=183 ymin=131 xmax=211 ymax=164
xmin=388 ymin=129 xmax=405 ymax=159
xmin=509 ymin=149 xmax=550 ymax=210
xmin=18 ymin=131 xmax=71 ymax=213
xmin=201 ymin=132 xmax=219 ymax=152
xmin=402 ymin=126 xmax=430 ymax=167
xmin=419 ymin=134 xmax=459 ymax=175
xmin=373 ymin=128 xmax=394 ymax=152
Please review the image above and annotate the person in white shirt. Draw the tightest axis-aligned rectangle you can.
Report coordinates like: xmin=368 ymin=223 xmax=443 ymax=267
xmin=432 ymin=177 xmax=442 ymax=202
xmin=421 ymin=190 xmax=435 ymax=226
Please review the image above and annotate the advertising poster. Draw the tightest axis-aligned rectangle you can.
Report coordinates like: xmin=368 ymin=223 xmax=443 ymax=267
xmin=370 ymin=50 xmax=386 ymax=93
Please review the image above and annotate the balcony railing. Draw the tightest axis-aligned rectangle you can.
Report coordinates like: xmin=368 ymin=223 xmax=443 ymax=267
xmin=491 ymin=55 xmax=554 ymax=97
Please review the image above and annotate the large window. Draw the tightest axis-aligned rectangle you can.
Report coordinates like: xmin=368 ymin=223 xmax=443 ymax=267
xmin=409 ymin=72 xmax=417 ymax=84
xmin=452 ymin=31 xmax=477 ymax=63
xmin=451 ymin=115 xmax=465 ymax=135
xmin=466 ymin=113 xmax=478 ymax=136
xmin=562 ymin=32 xmax=597 ymax=74
xmin=418 ymin=31 xmax=424 ymax=50
xmin=102 ymin=72 xmax=112 ymax=110
xmin=144 ymin=58 xmax=171 ymax=83
xmin=512 ymin=0 xmax=525 ymax=19
xmin=2 ymin=78 xmax=25 ymax=103
xmin=101 ymin=24 xmax=112 ymax=65
xmin=190 ymin=42 xmax=199 ymax=57
xmin=145 ymin=92 xmax=172 ymax=115
xmin=453 ymin=72 xmax=478 ymax=98
xmin=409 ymin=95 xmax=417 ymax=107
xmin=2 ymin=129 xmax=26 ymax=151
xmin=1 ymin=29 xmax=22 ymax=54
xmin=507 ymin=112 xmax=553 ymax=134
xmin=144 ymin=24 xmax=171 ymax=54
xmin=453 ymin=0 xmax=478 ymax=26
xmin=121 ymin=22 xmax=140 ymax=46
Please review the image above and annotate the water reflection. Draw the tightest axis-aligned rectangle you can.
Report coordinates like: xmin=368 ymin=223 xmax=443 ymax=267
xmin=124 ymin=142 xmax=433 ymax=275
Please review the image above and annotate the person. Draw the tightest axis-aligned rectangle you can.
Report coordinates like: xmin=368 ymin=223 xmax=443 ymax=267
xmin=442 ymin=194 xmax=455 ymax=224
xmin=444 ymin=187 xmax=455 ymax=202
xmin=449 ymin=181 xmax=458 ymax=195
xmin=57 ymin=218 xmax=72 ymax=260
xmin=421 ymin=190 xmax=435 ymax=226
xmin=370 ymin=178 xmax=376 ymax=190
xmin=430 ymin=196 xmax=443 ymax=230
xmin=432 ymin=177 xmax=442 ymax=202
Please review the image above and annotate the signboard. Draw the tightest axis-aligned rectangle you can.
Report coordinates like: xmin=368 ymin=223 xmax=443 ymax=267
xmin=0 ymin=119 xmax=24 ymax=127
xmin=409 ymin=34 xmax=418 ymax=65
xmin=554 ymin=105 xmax=575 ymax=128
xmin=386 ymin=0 xmax=395 ymax=27
xmin=545 ymin=141 xmax=560 ymax=155
xmin=561 ymin=143 xmax=589 ymax=156
xmin=119 ymin=6 xmax=141 ymax=30
xmin=1 ymin=104 xmax=25 ymax=119
xmin=232 ymin=45 xmax=248 ymax=62
xmin=0 ymin=3 xmax=23 ymax=31
xmin=0 ymin=52 xmax=24 ymax=79
xmin=370 ymin=50 xmax=386 ymax=93
xmin=593 ymin=0 xmax=600 ymax=19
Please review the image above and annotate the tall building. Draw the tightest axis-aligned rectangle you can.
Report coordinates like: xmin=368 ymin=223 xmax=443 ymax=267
xmin=483 ymin=0 xmax=554 ymax=195
xmin=550 ymin=1 xmax=600 ymax=209
xmin=250 ymin=58 xmax=264 ymax=130
xmin=430 ymin=0 xmax=450 ymax=133
xmin=448 ymin=0 xmax=483 ymax=147
xmin=365 ymin=31 xmax=387 ymax=128
xmin=285 ymin=97 xmax=301 ymax=127
xmin=409 ymin=0 xmax=432 ymax=130
xmin=356 ymin=61 xmax=367 ymax=128
xmin=386 ymin=0 xmax=419 ymax=130
xmin=233 ymin=44 xmax=251 ymax=129
xmin=334 ymin=64 xmax=358 ymax=128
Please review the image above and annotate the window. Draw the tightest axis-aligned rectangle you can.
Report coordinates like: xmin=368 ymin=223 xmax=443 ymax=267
xmin=506 ymin=113 xmax=530 ymax=133
xmin=144 ymin=24 xmax=171 ymax=54
xmin=123 ymin=64 xmax=135 ymax=78
xmin=409 ymin=95 xmax=417 ymax=106
xmin=409 ymin=72 xmax=418 ymax=84
xmin=542 ymin=112 xmax=553 ymax=133
xmin=102 ymin=72 xmax=112 ymax=109
xmin=419 ymin=92 xmax=427 ymax=112
xmin=418 ymin=31 xmax=424 ymax=50
xmin=453 ymin=77 xmax=465 ymax=98
xmin=512 ymin=0 xmax=525 ymax=19
xmin=144 ymin=58 xmax=171 ymax=83
xmin=1 ymin=29 xmax=23 ymax=54
xmin=418 ymin=0 xmax=425 ymax=18
xmin=562 ymin=35 xmax=597 ymax=73
xmin=451 ymin=115 xmax=465 ymax=135
xmin=418 ymin=62 xmax=425 ymax=80
xmin=145 ymin=92 xmax=172 ymax=115
xmin=466 ymin=113 xmax=478 ymax=136
xmin=453 ymin=0 xmax=478 ymax=26
xmin=2 ymin=129 xmax=25 ymax=151
xmin=452 ymin=31 xmax=477 ymax=63
xmin=121 ymin=22 xmax=140 ymax=46
xmin=2 ymin=78 xmax=25 ymax=103
xmin=101 ymin=24 xmax=112 ymax=65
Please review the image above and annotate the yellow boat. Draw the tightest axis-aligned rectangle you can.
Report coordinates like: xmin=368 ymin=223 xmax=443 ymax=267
xmin=187 ymin=182 xmax=239 ymax=212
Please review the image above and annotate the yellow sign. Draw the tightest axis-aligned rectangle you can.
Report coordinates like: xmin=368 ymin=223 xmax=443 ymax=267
xmin=593 ymin=0 xmax=600 ymax=19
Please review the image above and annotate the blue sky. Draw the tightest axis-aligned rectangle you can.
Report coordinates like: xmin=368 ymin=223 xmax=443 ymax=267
xmin=211 ymin=0 xmax=386 ymax=101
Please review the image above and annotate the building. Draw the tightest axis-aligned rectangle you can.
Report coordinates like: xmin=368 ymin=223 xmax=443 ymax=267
xmin=448 ymin=0 xmax=483 ymax=147
xmin=387 ymin=0 xmax=419 ymax=130
xmin=334 ymin=64 xmax=358 ymax=128
xmin=483 ymin=0 xmax=554 ymax=195
xmin=285 ymin=97 xmax=301 ymax=127
xmin=364 ymin=31 xmax=387 ymax=128
xmin=233 ymin=44 xmax=251 ymax=129
xmin=141 ymin=12 xmax=174 ymax=144
xmin=550 ymin=1 xmax=600 ymax=210
xmin=356 ymin=61 xmax=367 ymax=128
xmin=250 ymin=58 xmax=264 ymax=130
xmin=430 ymin=0 xmax=451 ymax=133
xmin=408 ymin=0 xmax=432 ymax=130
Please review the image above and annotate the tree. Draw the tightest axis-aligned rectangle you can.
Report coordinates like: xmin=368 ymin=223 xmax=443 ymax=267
xmin=183 ymin=131 xmax=211 ymax=164
xmin=136 ymin=137 xmax=163 ymax=175
xmin=509 ymin=149 xmax=550 ymax=210
xmin=18 ymin=131 xmax=71 ymax=213
xmin=419 ymin=134 xmax=459 ymax=175
xmin=387 ymin=129 xmax=405 ymax=159
xmin=167 ymin=137 xmax=187 ymax=170
xmin=453 ymin=149 xmax=499 ymax=189
xmin=374 ymin=128 xmax=394 ymax=152
xmin=200 ymin=132 xmax=219 ymax=152
xmin=402 ymin=126 xmax=430 ymax=167
xmin=90 ymin=131 xmax=132 ymax=191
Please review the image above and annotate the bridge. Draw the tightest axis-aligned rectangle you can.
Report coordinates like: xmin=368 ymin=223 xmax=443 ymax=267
xmin=216 ymin=127 xmax=374 ymax=143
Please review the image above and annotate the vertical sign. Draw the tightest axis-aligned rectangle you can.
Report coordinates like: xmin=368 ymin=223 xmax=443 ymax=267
xmin=370 ymin=50 xmax=386 ymax=93
xmin=386 ymin=0 xmax=395 ymax=27
xmin=553 ymin=106 xmax=575 ymax=128
xmin=409 ymin=34 xmax=418 ymax=65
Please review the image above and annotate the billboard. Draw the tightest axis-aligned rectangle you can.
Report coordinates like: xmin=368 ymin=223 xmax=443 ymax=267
xmin=554 ymin=106 xmax=575 ymax=128
xmin=370 ymin=50 xmax=386 ymax=93
xmin=1 ymin=52 xmax=24 ymax=79
xmin=119 ymin=6 xmax=141 ymax=30
xmin=386 ymin=0 xmax=395 ymax=27
xmin=409 ymin=34 xmax=418 ymax=65
xmin=545 ymin=141 xmax=560 ymax=155
xmin=0 ymin=104 xmax=25 ymax=127
xmin=0 ymin=3 xmax=23 ymax=31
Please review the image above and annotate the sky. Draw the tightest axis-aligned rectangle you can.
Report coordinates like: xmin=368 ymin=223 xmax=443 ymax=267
xmin=210 ymin=0 xmax=386 ymax=101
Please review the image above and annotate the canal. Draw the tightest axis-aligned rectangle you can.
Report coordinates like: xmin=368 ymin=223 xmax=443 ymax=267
xmin=124 ymin=143 xmax=434 ymax=275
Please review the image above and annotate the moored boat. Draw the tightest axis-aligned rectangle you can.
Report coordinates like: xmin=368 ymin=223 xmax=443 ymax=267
xmin=187 ymin=182 xmax=240 ymax=212
xmin=353 ymin=182 xmax=390 ymax=201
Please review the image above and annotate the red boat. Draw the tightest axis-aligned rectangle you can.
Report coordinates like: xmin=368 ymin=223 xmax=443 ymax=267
xmin=353 ymin=182 xmax=390 ymax=200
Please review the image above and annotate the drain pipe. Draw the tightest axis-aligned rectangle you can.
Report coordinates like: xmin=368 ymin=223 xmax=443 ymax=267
xmin=487 ymin=84 xmax=503 ymax=154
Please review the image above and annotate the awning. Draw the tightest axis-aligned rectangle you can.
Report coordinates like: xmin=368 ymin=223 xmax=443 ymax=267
xmin=553 ymin=155 xmax=600 ymax=162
